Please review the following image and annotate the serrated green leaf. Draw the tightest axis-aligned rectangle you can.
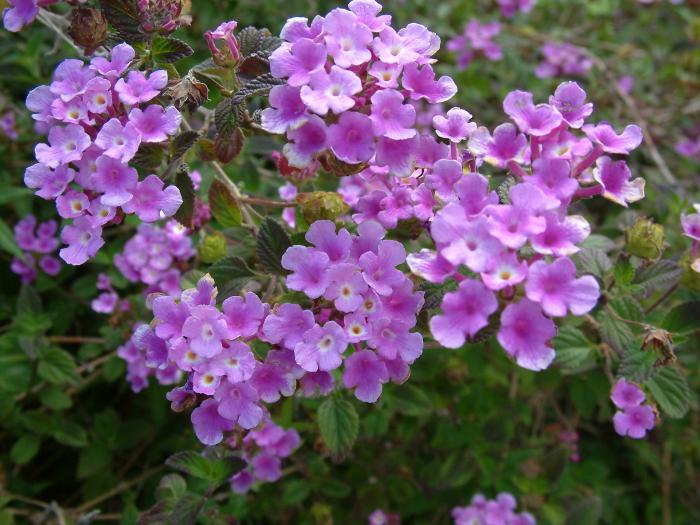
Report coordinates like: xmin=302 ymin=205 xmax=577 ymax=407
xmin=156 ymin=474 xmax=188 ymax=502
xmin=256 ymin=218 xmax=291 ymax=275
xmin=633 ymin=260 xmax=681 ymax=293
xmin=100 ymin=0 xmax=146 ymax=43
xmin=553 ymin=326 xmax=598 ymax=374
xmin=598 ymin=314 xmax=635 ymax=355
xmin=209 ymin=256 xmax=254 ymax=300
xmin=609 ymin=297 xmax=644 ymax=323
xmin=208 ymin=179 xmax=242 ymax=228
xmin=662 ymin=301 xmax=700 ymax=335
xmin=619 ymin=347 xmax=658 ymax=383
xmin=37 ymin=347 xmax=79 ymax=385
xmin=646 ymin=366 xmax=691 ymax=419
xmin=574 ymin=248 xmax=612 ymax=279
xmin=170 ymin=131 xmax=199 ymax=162
xmin=169 ymin=494 xmax=203 ymax=525
xmin=132 ymin=143 xmax=165 ymax=170
xmin=17 ymin=284 xmax=42 ymax=316
xmin=214 ymin=98 xmax=246 ymax=138
xmin=282 ymin=479 xmax=310 ymax=505
xmin=231 ymin=73 xmax=286 ymax=105
xmin=317 ymin=397 xmax=359 ymax=454
xmin=10 ymin=434 xmax=41 ymax=465
xmin=173 ymin=168 xmax=195 ymax=229
xmin=152 ymin=36 xmax=193 ymax=63
xmin=614 ymin=258 xmax=635 ymax=286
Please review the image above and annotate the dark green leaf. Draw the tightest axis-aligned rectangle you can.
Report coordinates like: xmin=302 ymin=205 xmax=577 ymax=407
xmin=215 ymin=98 xmax=246 ymax=138
xmin=390 ymin=384 xmax=433 ymax=417
xmin=170 ymin=131 xmax=199 ymax=162
xmin=662 ymin=301 xmax=700 ymax=335
xmin=133 ymin=144 xmax=165 ymax=170
xmin=574 ymin=248 xmax=612 ymax=279
xmin=282 ymin=479 xmax=310 ymax=505
xmin=317 ymin=397 xmax=359 ymax=455
xmin=37 ymin=347 xmax=79 ymax=385
xmin=208 ymin=179 xmax=242 ymax=228
xmin=633 ymin=260 xmax=681 ymax=293
xmin=100 ymin=0 xmax=145 ymax=43
xmin=553 ymin=326 xmax=598 ymax=374
xmin=209 ymin=256 xmax=254 ymax=300
xmin=17 ymin=284 xmax=42 ymax=316
xmin=169 ymin=494 xmax=203 ymax=525
xmin=256 ymin=218 xmax=291 ymax=275
xmin=10 ymin=434 xmax=41 ymax=465
xmin=619 ymin=347 xmax=658 ymax=383
xmin=39 ymin=385 xmax=72 ymax=410
xmin=231 ymin=73 xmax=286 ymax=105
xmin=152 ymin=36 xmax=193 ymax=63
xmin=77 ymin=445 xmax=111 ymax=478
xmin=646 ymin=366 xmax=691 ymax=419
xmin=173 ymin=168 xmax=195 ymax=229
xmin=598 ymin=313 xmax=635 ymax=355
xmin=53 ymin=420 xmax=88 ymax=448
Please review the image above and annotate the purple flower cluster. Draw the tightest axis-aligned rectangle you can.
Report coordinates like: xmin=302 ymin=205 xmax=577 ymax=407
xmin=281 ymin=220 xmax=424 ymax=402
xmin=535 ymin=42 xmax=593 ymax=79
xmin=610 ymin=379 xmax=656 ymax=439
xmin=0 ymin=111 xmax=18 ymax=140
xmin=496 ymin=0 xmax=535 ymax=18
xmin=2 ymin=0 xmax=58 ymax=32
xmin=227 ymin=421 xmax=300 ymax=493
xmin=24 ymin=43 xmax=183 ymax=265
xmin=264 ymin=0 xmax=456 ymax=169
xmin=676 ymin=129 xmax=700 ymax=162
xmin=114 ymin=220 xmax=194 ymax=299
xmin=11 ymin=214 xmax=62 ymax=283
xmin=453 ymin=493 xmax=535 ymax=525
xmin=91 ymin=273 xmax=129 ymax=314
xmin=447 ymin=20 xmax=502 ymax=70
xmin=560 ymin=430 xmax=580 ymax=462
xmin=118 ymin=324 xmax=182 ymax=393
xmin=408 ymin=81 xmax=644 ymax=371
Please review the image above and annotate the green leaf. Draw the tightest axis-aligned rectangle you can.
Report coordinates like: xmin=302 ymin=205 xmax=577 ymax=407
xmin=645 ymin=367 xmax=691 ymax=419
xmin=389 ymin=384 xmax=433 ymax=417
xmin=565 ymin=495 xmax=602 ymax=525
xmin=0 ymin=217 xmax=25 ymax=261
xmin=156 ymin=474 xmax=187 ymax=502
xmin=10 ymin=434 xmax=41 ymax=465
xmin=39 ymin=385 xmax=72 ymax=410
xmin=173 ymin=168 xmax=195 ymax=229
xmin=619 ymin=347 xmax=658 ymax=383
xmin=496 ymin=176 xmax=517 ymax=204
xmin=231 ymin=73 xmax=286 ymax=105
xmin=609 ymin=297 xmax=644 ymax=323
xmin=662 ymin=301 xmax=700 ymax=335
xmin=317 ymin=397 xmax=359 ymax=455
xmin=214 ymin=98 xmax=246 ymax=139
xmin=553 ymin=326 xmax=598 ymax=374
xmin=237 ymin=26 xmax=281 ymax=58
xmin=170 ymin=131 xmax=199 ymax=162
xmin=208 ymin=179 xmax=242 ymax=227
xmin=282 ymin=479 xmax=310 ymax=505
xmin=581 ymin=234 xmax=616 ymax=253
xmin=209 ymin=256 xmax=254 ymax=300
xmin=169 ymin=494 xmax=203 ymax=525
xmin=17 ymin=284 xmax=42 ymax=316
xmin=574 ymin=248 xmax=612 ymax=279
xmin=100 ymin=0 xmax=145 ymax=43
xmin=614 ymin=257 xmax=635 ymax=286
xmin=598 ymin=313 xmax=635 ymax=355
xmin=53 ymin=420 xmax=88 ymax=448
xmin=256 ymin=218 xmax=291 ymax=275
xmin=165 ymin=451 xmax=243 ymax=487
xmin=77 ymin=445 xmax=111 ymax=478
xmin=37 ymin=347 xmax=79 ymax=385
xmin=132 ymin=144 xmax=165 ymax=170
xmin=152 ymin=36 xmax=193 ymax=63
xmin=633 ymin=260 xmax=681 ymax=293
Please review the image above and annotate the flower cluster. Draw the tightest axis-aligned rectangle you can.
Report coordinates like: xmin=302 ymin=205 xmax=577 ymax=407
xmin=91 ymin=273 xmax=128 ymax=314
xmin=447 ymin=20 xmax=502 ymax=70
xmin=264 ymin=0 xmax=456 ymax=170
xmin=408 ymin=81 xmax=643 ymax=371
xmin=11 ymin=214 xmax=62 ymax=283
xmin=676 ymin=128 xmax=700 ymax=162
xmin=496 ymin=0 xmax=535 ymax=18
xmin=281 ymin=220 xmax=424 ymax=402
xmin=137 ymin=0 xmax=190 ymax=35
xmin=118 ymin=324 xmax=182 ymax=393
xmin=228 ymin=421 xmax=301 ymax=493
xmin=0 ymin=110 xmax=18 ymax=140
xmin=452 ymin=493 xmax=535 ymax=525
xmin=535 ymin=42 xmax=593 ymax=79
xmin=610 ymin=379 xmax=656 ymax=439
xmin=2 ymin=0 xmax=58 ymax=32
xmin=114 ymin=220 xmax=194 ymax=299
xmin=24 ymin=43 xmax=183 ymax=265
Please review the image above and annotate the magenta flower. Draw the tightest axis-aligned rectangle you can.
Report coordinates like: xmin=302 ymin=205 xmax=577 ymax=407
xmin=380 ymin=280 xmax=424 ymax=325
xmin=283 ymin=114 xmax=327 ymax=168
xmin=342 ymin=349 xmax=389 ymax=403
xmin=375 ymin=136 xmax=418 ymax=176
xmin=50 ymin=60 xmax=96 ymax=102
xmin=359 ymin=239 xmax=406 ymax=295
xmin=270 ymin=38 xmax=327 ymax=86
xmin=369 ymin=89 xmax=417 ymax=140
xmin=261 ymin=85 xmax=308 ymax=134
xmin=343 ymin=313 xmax=370 ymax=342
xmin=250 ymin=362 xmax=294 ymax=402
xmin=215 ymin=382 xmax=263 ymax=429
xmin=182 ymin=305 xmax=231 ymax=358
xmin=367 ymin=318 xmax=422 ymax=362
xmin=613 ymin=405 xmax=656 ymax=439
xmin=262 ymin=303 xmax=315 ymax=349
xmin=328 ymin=111 xmax=376 ymax=163
xmin=281 ymin=246 xmax=331 ymax=298
xmin=252 ymin=453 xmax=282 ymax=482
xmin=530 ymin=212 xmax=590 ymax=256
xmin=93 ymin=155 xmax=138 ymax=206
xmin=525 ymin=258 xmax=599 ymax=317
xmin=323 ymin=8 xmax=373 ymax=68
xmin=592 ymin=157 xmax=645 ymax=207
xmin=83 ymin=77 xmax=113 ymax=114
xmin=301 ymin=66 xmax=361 ymax=115
xmin=325 ymin=263 xmax=369 ymax=312
xmin=205 ymin=20 xmax=240 ymax=60
xmin=503 ymin=90 xmax=562 ymax=137
xmin=152 ymin=295 xmax=190 ymax=340
xmin=191 ymin=399 xmax=234 ymax=445
xmin=497 ymin=299 xmax=557 ymax=371
xmin=480 ymin=252 xmax=528 ymax=291
xmin=59 ymin=217 xmax=105 ymax=265
xmin=368 ymin=61 xmax=401 ymax=88
xmin=549 ymin=81 xmax=593 ymax=129
xmin=90 ymin=42 xmax=135 ymax=78
xmin=95 ymin=119 xmax=141 ymax=163
xmin=468 ymin=123 xmax=527 ymax=168
xmin=430 ymin=279 xmax=498 ymax=348
xmin=114 ymin=70 xmax=168 ymax=105
xmin=24 ymin=163 xmax=74 ymax=200
xmin=51 ymin=97 xmax=89 ymax=124
xmin=454 ymin=173 xmax=499 ymax=215
xmin=209 ymin=342 xmax=257 ymax=383
xmin=280 ymin=16 xmax=324 ymax=43
xmin=222 ymin=292 xmax=265 ymax=339
xmin=294 ymin=321 xmax=347 ymax=372
xmin=433 ymin=107 xmax=476 ymax=143
xmin=530 ymin=158 xmax=578 ymax=206
xmin=2 ymin=0 xmax=40 ymax=32
xmin=56 ymin=190 xmax=90 ymax=219
xmin=121 ymin=174 xmax=183 ymax=222
xmin=426 ymin=158 xmax=463 ymax=200
xmin=128 ymin=105 xmax=181 ymax=143
xmin=681 ymin=211 xmax=700 ymax=241
xmin=536 ymin=42 xmax=593 ymax=79
xmin=406 ymin=249 xmax=455 ymax=284
xmin=611 ymin=379 xmax=646 ymax=409
xmin=378 ymin=186 xmax=413 ymax=229
xmin=402 ymin=63 xmax=457 ymax=103
xmin=582 ymin=123 xmax=643 ymax=154
xmin=306 ymin=220 xmax=352 ymax=263
xmin=35 ymin=124 xmax=91 ymax=169
xmin=350 ymin=0 xmax=391 ymax=31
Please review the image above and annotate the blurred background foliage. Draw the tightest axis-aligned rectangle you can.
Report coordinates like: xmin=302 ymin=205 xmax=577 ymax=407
xmin=0 ymin=0 xmax=699 ymax=524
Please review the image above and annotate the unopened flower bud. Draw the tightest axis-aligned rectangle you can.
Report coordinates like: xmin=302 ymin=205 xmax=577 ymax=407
xmin=625 ymin=217 xmax=664 ymax=259
xmin=198 ymin=231 xmax=227 ymax=263
xmin=68 ymin=7 xmax=108 ymax=56
xmin=296 ymin=191 xmax=349 ymax=224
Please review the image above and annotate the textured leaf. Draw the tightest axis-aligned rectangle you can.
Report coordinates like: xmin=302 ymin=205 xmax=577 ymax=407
xmin=256 ymin=218 xmax=292 ymax=275
xmin=214 ymin=129 xmax=245 ymax=164
xmin=170 ymin=131 xmax=199 ymax=162
xmin=553 ymin=326 xmax=598 ymax=374
xmin=165 ymin=451 xmax=214 ymax=481
xmin=208 ymin=179 xmax=242 ymax=228
xmin=100 ymin=0 xmax=145 ymax=43
xmin=646 ymin=366 xmax=691 ymax=419
xmin=53 ymin=420 xmax=88 ymax=448
xmin=574 ymin=248 xmax=612 ymax=279
xmin=633 ymin=260 xmax=681 ymax=293
xmin=0 ymin=217 xmax=25 ymax=261
xmin=609 ymin=297 xmax=644 ymax=323
xmin=214 ymin=98 xmax=246 ymax=138
xmin=619 ymin=347 xmax=658 ymax=383
xmin=133 ymin=144 xmax=165 ymax=170
xmin=152 ymin=36 xmax=193 ymax=63
xmin=37 ymin=347 xmax=79 ymax=385
xmin=231 ymin=73 xmax=285 ymax=105
xmin=581 ymin=234 xmax=616 ymax=253
xmin=209 ymin=256 xmax=254 ymax=300
xmin=169 ymin=494 xmax=203 ymax=525
xmin=317 ymin=397 xmax=359 ymax=455
xmin=662 ymin=301 xmax=700 ymax=335
xmin=156 ymin=474 xmax=187 ymax=502
xmin=173 ymin=168 xmax=195 ymax=228
xmin=238 ymin=26 xmax=280 ymax=57
xmin=598 ymin=314 xmax=635 ymax=355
